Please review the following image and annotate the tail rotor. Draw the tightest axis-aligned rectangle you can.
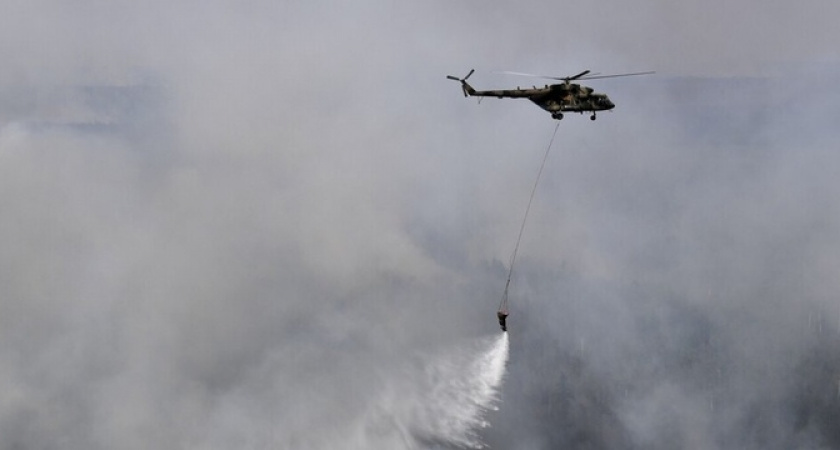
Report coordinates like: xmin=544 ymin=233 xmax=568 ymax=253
xmin=446 ymin=69 xmax=475 ymax=97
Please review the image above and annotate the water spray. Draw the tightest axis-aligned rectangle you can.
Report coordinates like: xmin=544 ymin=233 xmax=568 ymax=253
xmin=361 ymin=333 xmax=510 ymax=449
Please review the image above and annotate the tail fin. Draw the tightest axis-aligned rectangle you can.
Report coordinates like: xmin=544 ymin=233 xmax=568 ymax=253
xmin=446 ymin=69 xmax=476 ymax=97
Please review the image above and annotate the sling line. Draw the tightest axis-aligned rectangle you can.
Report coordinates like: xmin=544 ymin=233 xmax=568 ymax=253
xmin=498 ymin=122 xmax=561 ymax=315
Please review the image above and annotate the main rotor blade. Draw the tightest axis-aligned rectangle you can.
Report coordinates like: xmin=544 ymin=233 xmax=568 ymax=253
xmin=568 ymin=70 xmax=591 ymax=80
xmin=497 ymin=71 xmax=558 ymax=79
xmin=497 ymin=70 xmax=654 ymax=82
xmin=464 ymin=69 xmax=475 ymax=80
xmin=497 ymin=70 xmax=591 ymax=82
xmin=577 ymin=71 xmax=656 ymax=80
xmin=446 ymin=75 xmax=461 ymax=81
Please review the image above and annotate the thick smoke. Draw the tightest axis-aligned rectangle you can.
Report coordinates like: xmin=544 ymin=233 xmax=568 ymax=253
xmin=1 ymin=1 xmax=839 ymax=449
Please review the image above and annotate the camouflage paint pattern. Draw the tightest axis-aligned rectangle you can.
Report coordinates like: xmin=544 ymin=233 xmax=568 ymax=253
xmin=448 ymin=69 xmax=633 ymax=120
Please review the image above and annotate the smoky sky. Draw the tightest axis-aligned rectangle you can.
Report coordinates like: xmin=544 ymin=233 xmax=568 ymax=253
xmin=1 ymin=1 xmax=839 ymax=449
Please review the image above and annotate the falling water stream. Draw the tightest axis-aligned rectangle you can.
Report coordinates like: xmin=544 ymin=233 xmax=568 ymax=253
xmin=361 ymin=333 xmax=510 ymax=449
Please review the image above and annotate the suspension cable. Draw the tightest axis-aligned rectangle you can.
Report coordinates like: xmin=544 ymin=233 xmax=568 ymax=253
xmin=499 ymin=122 xmax=561 ymax=313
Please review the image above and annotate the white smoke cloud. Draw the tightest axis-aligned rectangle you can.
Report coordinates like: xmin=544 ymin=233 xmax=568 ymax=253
xmin=1 ymin=1 xmax=839 ymax=449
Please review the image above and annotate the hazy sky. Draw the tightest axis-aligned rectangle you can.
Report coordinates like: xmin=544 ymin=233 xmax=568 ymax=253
xmin=1 ymin=1 xmax=839 ymax=449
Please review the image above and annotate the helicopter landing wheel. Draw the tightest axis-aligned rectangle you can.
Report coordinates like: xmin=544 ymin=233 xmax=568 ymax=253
xmin=590 ymin=114 xmax=596 ymax=121
xmin=552 ymin=112 xmax=564 ymax=120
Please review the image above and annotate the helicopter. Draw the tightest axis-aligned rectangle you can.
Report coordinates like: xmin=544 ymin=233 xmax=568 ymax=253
xmin=446 ymin=69 xmax=653 ymax=120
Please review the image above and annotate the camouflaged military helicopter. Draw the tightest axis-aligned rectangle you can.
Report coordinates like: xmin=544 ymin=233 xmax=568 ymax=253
xmin=447 ymin=69 xmax=653 ymax=120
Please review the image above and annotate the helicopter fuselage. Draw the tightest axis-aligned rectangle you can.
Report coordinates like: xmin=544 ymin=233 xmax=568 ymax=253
xmin=463 ymin=82 xmax=614 ymax=119
xmin=448 ymin=68 xmax=652 ymax=120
